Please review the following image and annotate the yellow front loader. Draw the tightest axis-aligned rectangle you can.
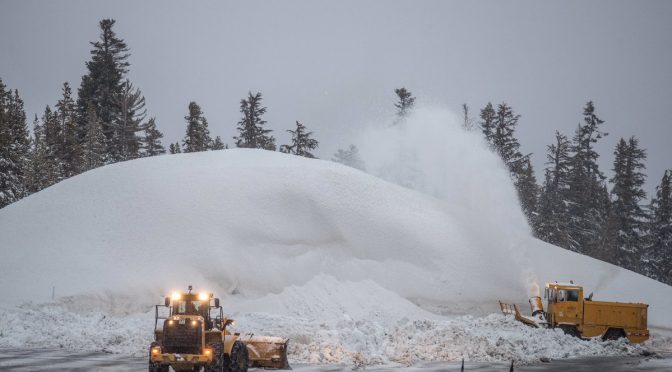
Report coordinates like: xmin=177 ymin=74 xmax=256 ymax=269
xmin=499 ymin=281 xmax=649 ymax=343
xmin=149 ymin=286 xmax=289 ymax=372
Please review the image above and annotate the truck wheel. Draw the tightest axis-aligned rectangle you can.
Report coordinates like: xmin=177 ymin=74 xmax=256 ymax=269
xmin=227 ymin=340 xmax=248 ymax=372
xmin=558 ymin=325 xmax=581 ymax=338
xmin=602 ymin=328 xmax=626 ymax=341
xmin=205 ymin=342 xmax=224 ymax=372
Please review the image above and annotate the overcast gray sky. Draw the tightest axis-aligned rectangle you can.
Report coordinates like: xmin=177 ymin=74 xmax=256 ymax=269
xmin=1 ymin=0 xmax=670 ymax=197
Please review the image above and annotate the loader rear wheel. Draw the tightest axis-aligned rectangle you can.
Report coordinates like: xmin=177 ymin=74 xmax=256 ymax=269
xmin=226 ymin=340 xmax=248 ymax=372
xmin=602 ymin=328 xmax=626 ymax=341
xmin=205 ymin=342 xmax=224 ymax=372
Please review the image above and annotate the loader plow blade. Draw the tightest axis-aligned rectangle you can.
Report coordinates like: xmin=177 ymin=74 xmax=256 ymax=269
xmin=240 ymin=335 xmax=290 ymax=369
xmin=499 ymin=301 xmax=541 ymax=328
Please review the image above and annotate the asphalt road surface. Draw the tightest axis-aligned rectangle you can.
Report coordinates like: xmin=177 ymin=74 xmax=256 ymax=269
xmin=1 ymin=348 xmax=670 ymax=371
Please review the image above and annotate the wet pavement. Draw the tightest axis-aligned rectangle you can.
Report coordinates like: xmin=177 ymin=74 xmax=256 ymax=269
xmin=0 ymin=348 xmax=670 ymax=371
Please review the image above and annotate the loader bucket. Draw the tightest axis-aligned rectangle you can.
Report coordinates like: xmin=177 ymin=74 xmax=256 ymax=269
xmin=240 ymin=334 xmax=290 ymax=369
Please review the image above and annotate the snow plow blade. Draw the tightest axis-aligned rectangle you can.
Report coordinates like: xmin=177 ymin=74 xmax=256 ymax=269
xmin=498 ymin=301 xmax=541 ymax=328
xmin=240 ymin=334 xmax=290 ymax=369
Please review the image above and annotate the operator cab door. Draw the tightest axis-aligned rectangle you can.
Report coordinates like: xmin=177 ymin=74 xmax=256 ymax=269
xmin=563 ymin=288 xmax=583 ymax=324
xmin=547 ymin=286 xmax=583 ymax=326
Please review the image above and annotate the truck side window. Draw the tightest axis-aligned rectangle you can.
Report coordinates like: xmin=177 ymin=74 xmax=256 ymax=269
xmin=558 ymin=290 xmax=566 ymax=302
xmin=567 ymin=290 xmax=579 ymax=302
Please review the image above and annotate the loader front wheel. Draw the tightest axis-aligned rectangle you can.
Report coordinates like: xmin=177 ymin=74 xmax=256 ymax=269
xmin=227 ymin=340 xmax=248 ymax=372
xmin=148 ymin=342 xmax=169 ymax=372
xmin=148 ymin=361 xmax=168 ymax=372
xmin=205 ymin=342 xmax=224 ymax=372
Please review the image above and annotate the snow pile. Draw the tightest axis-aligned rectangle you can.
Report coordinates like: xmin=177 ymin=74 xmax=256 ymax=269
xmin=0 ymin=294 xmax=645 ymax=365
xmin=0 ymin=302 xmax=153 ymax=356
xmin=0 ymin=108 xmax=671 ymax=366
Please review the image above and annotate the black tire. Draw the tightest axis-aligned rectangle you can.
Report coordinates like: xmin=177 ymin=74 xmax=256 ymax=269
xmin=148 ymin=343 xmax=169 ymax=372
xmin=559 ymin=324 xmax=581 ymax=338
xmin=602 ymin=328 xmax=626 ymax=341
xmin=148 ymin=362 xmax=168 ymax=372
xmin=204 ymin=342 xmax=224 ymax=372
xmin=281 ymin=341 xmax=290 ymax=369
xmin=227 ymin=341 xmax=248 ymax=372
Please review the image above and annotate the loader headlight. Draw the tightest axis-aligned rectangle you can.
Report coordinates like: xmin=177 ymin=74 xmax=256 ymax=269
xmin=204 ymin=348 xmax=212 ymax=356
xmin=171 ymin=292 xmax=181 ymax=301
xmin=198 ymin=292 xmax=210 ymax=301
xmin=191 ymin=320 xmax=198 ymax=326
xmin=168 ymin=320 xmax=174 ymax=325
xmin=151 ymin=346 xmax=161 ymax=355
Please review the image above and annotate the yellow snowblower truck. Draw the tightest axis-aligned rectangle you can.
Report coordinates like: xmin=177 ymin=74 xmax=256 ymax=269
xmin=499 ymin=281 xmax=649 ymax=343
xmin=149 ymin=286 xmax=289 ymax=372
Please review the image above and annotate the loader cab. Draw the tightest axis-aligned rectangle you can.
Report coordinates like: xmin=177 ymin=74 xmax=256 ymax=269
xmin=174 ymin=297 xmax=206 ymax=316
xmin=154 ymin=288 xmax=223 ymax=338
xmin=545 ymin=282 xmax=584 ymax=326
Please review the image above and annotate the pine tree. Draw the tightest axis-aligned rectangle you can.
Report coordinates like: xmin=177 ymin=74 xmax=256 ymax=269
xmin=566 ymin=101 xmax=609 ymax=255
xmin=0 ymin=85 xmax=30 ymax=208
xmin=9 ymin=90 xmax=29 ymax=191
xmin=536 ymin=132 xmax=572 ymax=247
xmin=56 ymin=82 xmax=83 ymax=177
xmin=182 ymin=101 xmax=212 ymax=153
xmin=77 ymin=19 xmax=130 ymax=149
xmin=82 ymin=105 xmax=107 ymax=171
xmin=211 ymin=136 xmax=227 ymax=150
xmin=461 ymin=103 xmax=475 ymax=131
xmin=142 ymin=117 xmax=165 ymax=156
xmin=280 ymin=121 xmax=319 ymax=158
xmin=41 ymin=105 xmax=64 ymax=178
xmin=169 ymin=142 xmax=182 ymax=154
xmin=234 ymin=92 xmax=275 ymax=150
xmin=483 ymin=102 xmax=536 ymax=225
xmin=610 ymin=137 xmax=648 ymax=271
xmin=492 ymin=103 xmax=525 ymax=173
xmin=332 ymin=144 xmax=365 ymax=171
xmin=25 ymin=115 xmax=61 ymax=192
xmin=393 ymin=88 xmax=415 ymax=123
xmin=479 ymin=102 xmax=497 ymax=146
xmin=648 ymin=170 xmax=672 ymax=284
xmin=515 ymin=157 xmax=539 ymax=230
xmin=112 ymin=80 xmax=146 ymax=161
xmin=595 ymin=184 xmax=618 ymax=262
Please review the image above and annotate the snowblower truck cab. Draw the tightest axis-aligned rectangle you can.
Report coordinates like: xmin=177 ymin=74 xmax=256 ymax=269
xmin=149 ymin=286 xmax=289 ymax=372
xmin=499 ymin=282 xmax=649 ymax=343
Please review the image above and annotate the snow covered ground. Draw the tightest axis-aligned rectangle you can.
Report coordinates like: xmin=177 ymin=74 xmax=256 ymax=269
xmin=0 ymin=300 xmax=654 ymax=366
xmin=1 ymin=109 xmax=671 ymax=367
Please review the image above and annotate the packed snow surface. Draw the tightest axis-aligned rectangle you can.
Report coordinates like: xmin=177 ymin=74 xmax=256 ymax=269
xmin=1 ymin=109 xmax=671 ymax=365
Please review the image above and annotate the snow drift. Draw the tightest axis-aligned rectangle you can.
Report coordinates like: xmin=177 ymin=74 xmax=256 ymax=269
xmin=1 ymin=108 xmax=671 ymax=365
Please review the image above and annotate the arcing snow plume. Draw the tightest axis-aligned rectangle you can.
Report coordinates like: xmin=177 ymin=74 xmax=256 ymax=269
xmin=356 ymin=107 xmax=527 ymax=230
xmin=352 ymin=107 xmax=536 ymax=296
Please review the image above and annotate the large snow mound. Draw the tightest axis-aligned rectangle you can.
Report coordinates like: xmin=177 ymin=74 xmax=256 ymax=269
xmin=1 ymin=112 xmax=671 ymax=365
xmin=1 ymin=148 xmax=670 ymax=324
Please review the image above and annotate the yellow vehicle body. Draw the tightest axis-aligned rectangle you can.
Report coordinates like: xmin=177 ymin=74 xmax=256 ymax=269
xmin=545 ymin=283 xmax=649 ymax=343
xmin=149 ymin=287 xmax=289 ymax=372
xmin=500 ymin=282 xmax=649 ymax=343
xmin=151 ymin=314 xmax=214 ymax=371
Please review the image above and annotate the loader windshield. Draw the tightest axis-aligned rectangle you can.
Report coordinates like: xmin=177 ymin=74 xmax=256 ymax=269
xmin=175 ymin=300 xmax=205 ymax=315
